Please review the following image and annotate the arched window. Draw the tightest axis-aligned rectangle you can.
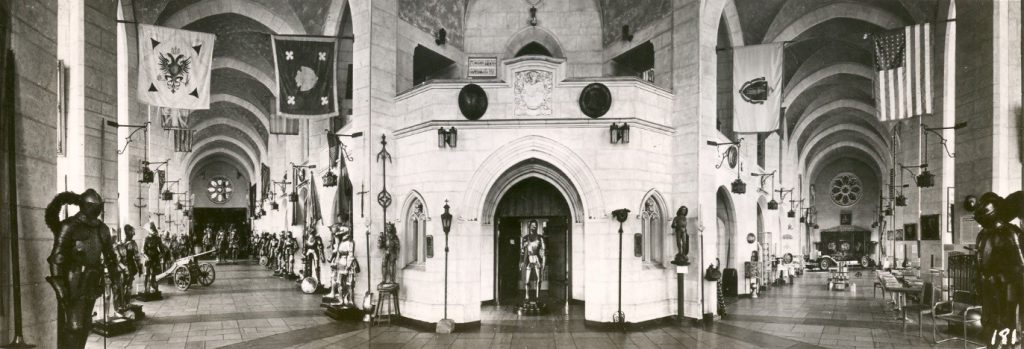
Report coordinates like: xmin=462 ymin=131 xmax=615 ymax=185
xmin=404 ymin=199 xmax=427 ymax=266
xmin=641 ymin=196 xmax=664 ymax=264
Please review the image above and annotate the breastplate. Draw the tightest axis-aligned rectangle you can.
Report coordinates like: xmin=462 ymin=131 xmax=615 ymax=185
xmin=69 ymin=225 xmax=104 ymax=268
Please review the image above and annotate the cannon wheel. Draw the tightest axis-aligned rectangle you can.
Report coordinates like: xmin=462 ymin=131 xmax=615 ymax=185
xmin=860 ymin=255 xmax=873 ymax=268
xmin=818 ymin=257 xmax=833 ymax=270
xmin=198 ymin=263 xmax=216 ymax=286
xmin=174 ymin=266 xmax=191 ymax=291
xmin=259 ymin=256 xmax=269 ymax=266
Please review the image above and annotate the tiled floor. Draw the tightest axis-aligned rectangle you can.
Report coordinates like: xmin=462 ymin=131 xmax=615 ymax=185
xmin=88 ymin=262 xmax=983 ymax=348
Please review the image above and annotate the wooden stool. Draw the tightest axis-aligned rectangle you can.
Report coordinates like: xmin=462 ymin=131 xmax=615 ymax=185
xmin=373 ymin=283 xmax=400 ymax=326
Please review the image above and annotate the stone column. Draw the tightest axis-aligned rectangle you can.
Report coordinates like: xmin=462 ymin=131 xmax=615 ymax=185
xmin=954 ymin=0 xmax=1022 ymax=239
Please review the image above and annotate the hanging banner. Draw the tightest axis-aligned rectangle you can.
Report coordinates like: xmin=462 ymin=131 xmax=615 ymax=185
xmin=137 ymin=24 xmax=215 ymax=109
xmin=173 ymin=129 xmax=195 ymax=152
xmin=732 ymin=43 xmax=784 ymax=133
xmin=158 ymin=106 xmax=191 ymax=130
xmin=271 ymin=36 xmax=338 ymax=118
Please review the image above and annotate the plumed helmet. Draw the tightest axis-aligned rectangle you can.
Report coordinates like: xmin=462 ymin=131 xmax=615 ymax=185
xmin=80 ymin=189 xmax=103 ymax=205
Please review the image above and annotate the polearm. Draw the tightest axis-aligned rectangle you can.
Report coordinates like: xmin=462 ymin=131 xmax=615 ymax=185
xmin=2 ymin=50 xmax=34 ymax=348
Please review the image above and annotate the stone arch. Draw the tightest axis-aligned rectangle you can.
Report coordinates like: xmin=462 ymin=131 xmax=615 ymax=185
xmin=639 ymin=189 xmax=669 ymax=217
xmin=764 ymin=3 xmax=906 ymax=43
xmin=161 ymin=0 xmax=306 ymax=34
xmin=502 ymin=26 xmax=566 ymax=59
xmin=464 ymin=135 xmax=602 ymax=224
xmin=213 ymin=58 xmax=275 ymax=94
xmin=481 ymin=159 xmax=585 ymax=226
xmin=188 ymin=140 xmax=258 ymax=177
xmin=400 ymin=189 xmax=429 ymax=266
xmin=783 ymin=63 xmax=874 ymax=107
xmin=209 ymin=94 xmax=271 ymax=132
xmin=720 ymin=0 xmax=745 ymax=47
xmin=805 ymin=142 xmax=888 ymax=182
xmin=188 ymin=135 xmax=261 ymax=172
xmin=715 ymin=185 xmax=738 ymax=303
xmin=790 ymin=99 xmax=887 ymax=148
xmin=638 ymin=188 xmax=670 ymax=263
xmin=400 ymin=190 xmax=430 ymax=221
xmin=191 ymin=116 xmax=268 ymax=156
xmin=798 ymin=124 xmax=889 ymax=169
xmin=186 ymin=149 xmax=256 ymax=183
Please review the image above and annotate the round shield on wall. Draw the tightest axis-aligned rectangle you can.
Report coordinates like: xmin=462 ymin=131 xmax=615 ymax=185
xmin=725 ymin=145 xmax=739 ymax=168
xmin=578 ymin=83 xmax=612 ymax=118
xmin=458 ymin=83 xmax=488 ymax=120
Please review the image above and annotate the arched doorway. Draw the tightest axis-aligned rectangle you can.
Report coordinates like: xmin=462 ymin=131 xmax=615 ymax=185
xmin=715 ymin=187 xmax=737 ymax=314
xmin=494 ymin=178 xmax=572 ymax=310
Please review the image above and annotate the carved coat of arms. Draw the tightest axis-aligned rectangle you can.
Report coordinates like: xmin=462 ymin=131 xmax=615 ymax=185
xmin=514 ymin=70 xmax=553 ymax=116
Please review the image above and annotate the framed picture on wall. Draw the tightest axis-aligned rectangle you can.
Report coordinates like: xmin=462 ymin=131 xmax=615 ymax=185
xmin=903 ymin=223 xmax=917 ymax=241
xmin=895 ymin=229 xmax=905 ymax=241
xmin=840 ymin=212 xmax=852 ymax=225
xmin=921 ymin=214 xmax=940 ymax=240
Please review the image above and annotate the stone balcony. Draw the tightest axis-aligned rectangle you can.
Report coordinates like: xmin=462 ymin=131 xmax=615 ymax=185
xmin=393 ymin=56 xmax=673 ymax=133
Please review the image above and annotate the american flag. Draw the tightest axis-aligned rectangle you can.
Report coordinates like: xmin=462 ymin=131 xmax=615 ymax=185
xmin=174 ymin=129 xmax=194 ymax=152
xmin=873 ymin=23 xmax=933 ymax=121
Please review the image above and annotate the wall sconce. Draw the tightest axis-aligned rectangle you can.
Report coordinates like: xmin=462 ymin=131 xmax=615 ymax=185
xmin=175 ymin=202 xmax=183 ymax=210
xmin=731 ymin=178 xmax=746 ymax=194
xmin=900 ymin=163 xmax=934 ymax=188
xmin=609 ymin=122 xmax=630 ymax=144
xmin=161 ymin=190 xmax=174 ymax=201
xmin=707 ymin=139 xmax=742 ymax=169
xmin=270 ymin=201 xmax=279 ymax=210
xmin=289 ymin=192 xmax=298 ymax=202
xmin=895 ymin=194 xmax=907 ymax=207
xmin=435 ymin=28 xmax=447 ymax=45
xmin=105 ymin=120 xmax=150 ymax=155
xmin=528 ymin=5 xmax=538 ymax=26
xmin=787 ymin=209 xmax=795 ymax=218
xmin=437 ymin=127 xmax=458 ymax=148
xmin=767 ymin=199 xmax=778 ymax=210
xmin=138 ymin=159 xmax=168 ymax=183
xmin=922 ymin=122 xmax=967 ymax=158
xmin=622 ymin=25 xmax=633 ymax=41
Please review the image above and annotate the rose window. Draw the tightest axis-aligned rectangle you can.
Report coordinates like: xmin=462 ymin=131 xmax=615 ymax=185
xmin=207 ymin=176 xmax=233 ymax=204
xmin=830 ymin=173 xmax=862 ymax=207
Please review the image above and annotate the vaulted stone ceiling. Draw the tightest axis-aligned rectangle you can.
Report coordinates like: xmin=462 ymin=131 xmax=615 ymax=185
xmin=729 ymin=0 xmax=942 ymax=180
xmin=128 ymin=0 xmax=348 ymax=183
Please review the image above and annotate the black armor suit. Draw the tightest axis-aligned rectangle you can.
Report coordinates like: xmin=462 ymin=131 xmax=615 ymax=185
xmin=142 ymin=223 xmax=165 ymax=294
xmin=114 ymin=225 xmax=142 ymax=315
xmin=45 ymin=189 xmax=120 ymax=349
xmin=969 ymin=192 xmax=1024 ymax=345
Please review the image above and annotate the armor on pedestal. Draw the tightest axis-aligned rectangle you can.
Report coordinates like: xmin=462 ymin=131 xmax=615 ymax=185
xmin=141 ymin=222 xmax=165 ymax=297
xmin=302 ymin=226 xmax=326 ymax=293
xmin=671 ymin=206 xmax=690 ymax=266
xmin=44 ymin=189 xmax=120 ymax=349
xmin=113 ymin=225 xmax=143 ymax=318
xmin=377 ymin=223 xmax=400 ymax=288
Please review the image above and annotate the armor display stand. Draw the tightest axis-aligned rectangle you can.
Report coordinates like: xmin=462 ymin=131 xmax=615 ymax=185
xmin=91 ymin=274 xmax=136 ymax=337
xmin=372 ymin=135 xmax=399 ymax=326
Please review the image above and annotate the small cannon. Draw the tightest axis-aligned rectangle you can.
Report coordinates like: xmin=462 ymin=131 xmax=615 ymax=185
xmin=155 ymin=250 xmax=217 ymax=291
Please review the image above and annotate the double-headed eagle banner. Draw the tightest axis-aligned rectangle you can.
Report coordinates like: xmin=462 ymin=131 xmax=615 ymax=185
xmin=138 ymin=24 xmax=215 ymax=110
xmin=272 ymin=36 xmax=338 ymax=118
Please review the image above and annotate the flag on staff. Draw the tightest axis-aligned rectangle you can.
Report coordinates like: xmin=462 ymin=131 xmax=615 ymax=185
xmin=173 ymin=129 xmax=195 ymax=152
xmin=137 ymin=24 xmax=215 ymax=109
xmin=872 ymin=23 xmax=933 ymax=121
xmin=732 ymin=43 xmax=784 ymax=133
xmin=261 ymin=164 xmax=270 ymax=201
xmin=271 ymin=36 xmax=338 ymax=118
xmin=158 ymin=107 xmax=191 ymax=130
xmin=331 ymin=148 xmax=353 ymax=227
xmin=268 ymin=97 xmax=300 ymax=135
xmin=305 ymin=176 xmax=323 ymax=227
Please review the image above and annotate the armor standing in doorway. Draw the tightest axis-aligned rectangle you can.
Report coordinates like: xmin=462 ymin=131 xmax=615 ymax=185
xmin=45 ymin=189 xmax=120 ymax=349
xmin=521 ymin=220 xmax=546 ymax=303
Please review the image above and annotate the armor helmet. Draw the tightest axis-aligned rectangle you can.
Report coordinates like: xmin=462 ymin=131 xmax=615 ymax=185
xmin=79 ymin=189 xmax=104 ymax=218
xmin=124 ymin=225 xmax=135 ymax=239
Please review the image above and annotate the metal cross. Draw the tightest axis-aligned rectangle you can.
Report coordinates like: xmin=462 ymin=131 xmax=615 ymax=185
xmin=356 ymin=183 xmax=369 ymax=218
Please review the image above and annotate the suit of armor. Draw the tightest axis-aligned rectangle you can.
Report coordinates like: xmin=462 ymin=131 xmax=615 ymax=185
xmin=161 ymin=232 xmax=173 ymax=270
xmin=203 ymin=228 xmax=214 ymax=252
xmin=229 ymin=229 xmax=240 ymax=260
xmin=303 ymin=228 xmax=326 ymax=281
xmin=284 ymin=232 xmax=298 ymax=276
xmin=267 ymin=234 xmax=280 ymax=270
xmin=378 ymin=223 xmax=400 ymax=284
xmin=520 ymin=220 xmax=546 ymax=302
xmin=45 ymin=190 xmax=120 ymax=349
xmin=114 ymin=225 xmax=142 ymax=314
xmin=328 ymin=226 xmax=359 ymax=306
xmin=971 ymin=192 xmax=1024 ymax=344
xmin=142 ymin=225 xmax=165 ymax=294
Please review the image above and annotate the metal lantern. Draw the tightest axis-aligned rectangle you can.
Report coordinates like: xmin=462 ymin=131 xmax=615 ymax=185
xmin=895 ymin=195 xmax=907 ymax=207
xmin=767 ymin=199 xmax=779 ymax=210
xmin=731 ymin=178 xmax=746 ymax=194
xmin=787 ymin=209 xmax=795 ymax=218
xmin=289 ymin=192 xmax=298 ymax=202
xmin=441 ymin=202 xmax=452 ymax=235
xmin=271 ymin=202 xmax=280 ymax=210
xmin=620 ymin=123 xmax=630 ymax=143
xmin=175 ymin=202 xmax=183 ymax=210
xmin=323 ymin=170 xmax=338 ymax=187
xmin=438 ymin=127 xmax=446 ymax=148
xmin=139 ymin=165 xmax=154 ymax=183
xmin=259 ymin=207 xmax=267 ymax=216
xmin=447 ymin=127 xmax=457 ymax=148
xmin=916 ymin=170 xmax=935 ymax=188
xmin=799 ymin=216 xmax=806 ymax=223
xmin=161 ymin=190 xmax=174 ymax=201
